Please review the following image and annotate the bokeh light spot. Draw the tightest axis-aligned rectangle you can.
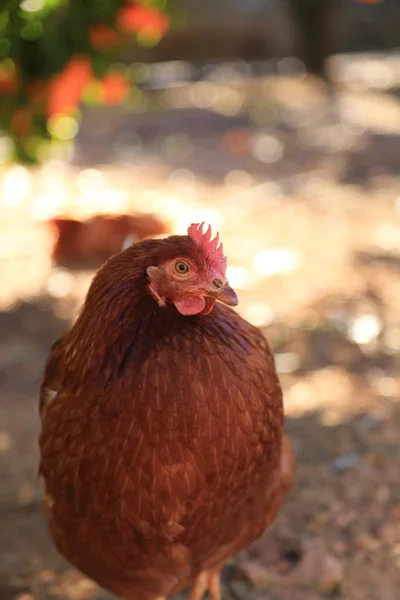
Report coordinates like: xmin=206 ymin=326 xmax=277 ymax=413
xmin=48 ymin=115 xmax=79 ymax=140
xmin=21 ymin=0 xmax=45 ymax=12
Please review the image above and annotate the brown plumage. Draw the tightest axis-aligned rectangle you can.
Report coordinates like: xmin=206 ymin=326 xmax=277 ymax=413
xmin=39 ymin=225 xmax=294 ymax=600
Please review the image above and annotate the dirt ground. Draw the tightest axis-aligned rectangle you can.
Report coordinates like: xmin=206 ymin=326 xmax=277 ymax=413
xmin=1 ymin=59 xmax=400 ymax=600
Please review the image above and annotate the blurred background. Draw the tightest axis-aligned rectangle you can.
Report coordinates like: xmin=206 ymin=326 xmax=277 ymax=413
xmin=1 ymin=0 xmax=400 ymax=599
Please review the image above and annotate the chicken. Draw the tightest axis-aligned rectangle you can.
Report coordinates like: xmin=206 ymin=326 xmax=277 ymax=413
xmin=50 ymin=213 xmax=168 ymax=267
xmin=39 ymin=223 xmax=294 ymax=600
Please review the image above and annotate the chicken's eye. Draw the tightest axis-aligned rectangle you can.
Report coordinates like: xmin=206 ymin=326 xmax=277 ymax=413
xmin=174 ymin=261 xmax=190 ymax=275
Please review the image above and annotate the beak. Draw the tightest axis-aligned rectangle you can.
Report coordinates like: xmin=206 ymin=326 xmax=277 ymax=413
xmin=208 ymin=285 xmax=238 ymax=307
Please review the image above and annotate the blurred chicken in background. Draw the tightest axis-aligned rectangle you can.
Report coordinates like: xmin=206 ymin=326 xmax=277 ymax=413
xmin=50 ymin=213 xmax=168 ymax=267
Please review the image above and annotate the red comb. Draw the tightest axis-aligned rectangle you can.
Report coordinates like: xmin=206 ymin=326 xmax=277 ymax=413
xmin=187 ymin=222 xmax=227 ymax=273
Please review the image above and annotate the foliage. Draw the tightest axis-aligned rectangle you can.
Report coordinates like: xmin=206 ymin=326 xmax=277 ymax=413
xmin=0 ymin=0 xmax=173 ymax=163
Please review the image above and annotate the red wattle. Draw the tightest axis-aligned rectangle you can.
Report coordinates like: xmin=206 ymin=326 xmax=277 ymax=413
xmin=174 ymin=296 xmax=206 ymax=315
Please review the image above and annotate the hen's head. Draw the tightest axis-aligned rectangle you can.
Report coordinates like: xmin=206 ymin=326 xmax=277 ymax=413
xmin=146 ymin=222 xmax=237 ymax=316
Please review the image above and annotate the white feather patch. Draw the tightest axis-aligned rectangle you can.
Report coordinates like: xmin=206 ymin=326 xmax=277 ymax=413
xmin=43 ymin=388 xmax=57 ymax=406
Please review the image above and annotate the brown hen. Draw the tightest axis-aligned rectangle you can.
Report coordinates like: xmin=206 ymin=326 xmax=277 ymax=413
xmin=39 ymin=223 xmax=294 ymax=600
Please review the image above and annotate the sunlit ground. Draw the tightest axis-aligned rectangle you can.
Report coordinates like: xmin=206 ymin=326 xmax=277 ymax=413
xmin=1 ymin=52 xmax=400 ymax=599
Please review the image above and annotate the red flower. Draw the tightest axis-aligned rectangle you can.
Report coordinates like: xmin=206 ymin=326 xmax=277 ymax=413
xmin=118 ymin=5 xmax=169 ymax=37
xmin=89 ymin=25 xmax=118 ymax=51
xmin=0 ymin=69 xmax=18 ymax=95
xmin=47 ymin=55 xmax=93 ymax=117
xmin=11 ymin=108 xmax=32 ymax=137
xmin=101 ymin=72 xmax=130 ymax=104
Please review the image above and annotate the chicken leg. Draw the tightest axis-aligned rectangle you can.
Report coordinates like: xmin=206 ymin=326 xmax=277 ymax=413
xmin=189 ymin=570 xmax=221 ymax=600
